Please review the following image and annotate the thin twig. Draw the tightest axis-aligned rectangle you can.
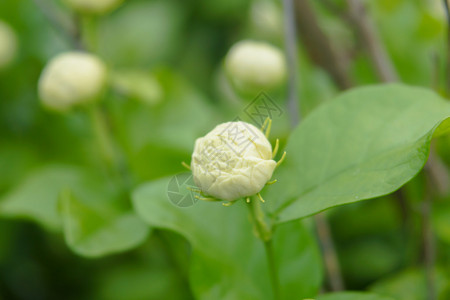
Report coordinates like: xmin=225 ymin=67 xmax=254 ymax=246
xmin=320 ymin=0 xmax=347 ymax=18
xmin=431 ymin=52 xmax=441 ymax=92
xmin=423 ymin=163 xmax=437 ymax=300
xmin=294 ymin=0 xmax=353 ymax=89
xmin=427 ymin=151 xmax=450 ymax=196
xmin=421 ymin=146 xmax=448 ymax=300
xmin=422 ymin=194 xmax=436 ymax=300
xmin=282 ymin=0 xmax=301 ymax=126
xmin=443 ymin=0 xmax=450 ymax=94
xmin=345 ymin=0 xmax=398 ymax=82
xmin=31 ymin=0 xmax=84 ymax=49
xmin=314 ymin=213 xmax=345 ymax=291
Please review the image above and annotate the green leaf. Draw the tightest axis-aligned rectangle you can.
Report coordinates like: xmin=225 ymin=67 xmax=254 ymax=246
xmin=95 ymin=263 xmax=188 ymax=300
xmin=97 ymin=0 xmax=186 ymax=67
xmin=0 ymin=165 xmax=86 ymax=230
xmin=110 ymin=70 xmax=163 ymax=106
xmin=369 ymin=268 xmax=450 ymax=300
xmin=264 ymin=84 xmax=450 ymax=223
xmin=59 ymin=189 xmax=150 ymax=258
xmin=93 ymin=231 xmax=192 ymax=300
xmin=0 ymin=164 xmax=150 ymax=257
xmin=132 ymin=177 xmax=322 ymax=300
xmin=317 ymin=292 xmax=395 ymax=300
xmin=0 ymin=142 xmax=39 ymax=194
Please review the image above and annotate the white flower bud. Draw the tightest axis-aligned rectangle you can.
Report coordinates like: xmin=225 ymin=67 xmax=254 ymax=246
xmin=191 ymin=121 xmax=276 ymax=201
xmin=225 ymin=40 xmax=286 ymax=92
xmin=64 ymin=0 xmax=124 ymax=14
xmin=250 ymin=1 xmax=282 ymax=37
xmin=0 ymin=21 xmax=17 ymax=70
xmin=38 ymin=52 xmax=107 ymax=112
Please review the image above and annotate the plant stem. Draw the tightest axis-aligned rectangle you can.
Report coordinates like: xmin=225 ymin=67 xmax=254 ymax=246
xmin=443 ymin=0 xmax=450 ymax=94
xmin=314 ymin=213 xmax=344 ymax=291
xmin=423 ymin=152 xmax=440 ymax=300
xmin=31 ymin=0 xmax=84 ymax=49
xmin=422 ymin=185 xmax=436 ymax=300
xmin=345 ymin=0 xmax=399 ymax=82
xmin=247 ymin=199 xmax=280 ymax=299
xmin=88 ymin=105 xmax=118 ymax=171
xmin=88 ymin=104 xmax=134 ymax=191
xmin=282 ymin=0 xmax=301 ymax=125
xmin=264 ymin=239 xmax=280 ymax=300
xmin=294 ymin=0 xmax=353 ymax=89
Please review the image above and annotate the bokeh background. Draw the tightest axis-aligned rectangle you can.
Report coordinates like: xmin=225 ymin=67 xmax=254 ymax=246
xmin=1 ymin=0 xmax=450 ymax=299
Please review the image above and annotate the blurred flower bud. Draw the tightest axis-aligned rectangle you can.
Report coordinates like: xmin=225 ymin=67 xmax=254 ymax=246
xmin=64 ymin=0 xmax=124 ymax=14
xmin=0 ymin=21 xmax=18 ymax=70
xmin=191 ymin=121 xmax=276 ymax=201
xmin=111 ymin=70 xmax=163 ymax=106
xmin=250 ymin=1 xmax=282 ymax=38
xmin=225 ymin=40 xmax=286 ymax=92
xmin=38 ymin=52 xmax=107 ymax=112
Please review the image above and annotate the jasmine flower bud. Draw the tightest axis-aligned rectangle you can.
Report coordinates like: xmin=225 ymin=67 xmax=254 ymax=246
xmin=0 ymin=21 xmax=17 ymax=70
xmin=225 ymin=40 xmax=286 ymax=92
xmin=64 ymin=0 xmax=124 ymax=14
xmin=191 ymin=121 xmax=277 ymax=201
xmin=38 ymin=52 xmax=107 ymax=112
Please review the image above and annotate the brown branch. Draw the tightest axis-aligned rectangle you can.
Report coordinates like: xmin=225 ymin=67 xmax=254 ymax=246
xmin=314 ymin=213 xmax=345 ymax=291
xmin=423 ymin=162 xmax=437 ymax=300
xmin=345 ymin=0 xmax=399 ymax=82
xmin=31 ymin=0 xmax=84 ymax=50
xmin=282 ymin=0 xmax=301 ymax=126
xmin=427 ymin=151 xmax=450 ymax=195
xmin=443 ymin=0 xmax=450 ymax=94
xmin=294 ymin=0 xmax=353 ymax=89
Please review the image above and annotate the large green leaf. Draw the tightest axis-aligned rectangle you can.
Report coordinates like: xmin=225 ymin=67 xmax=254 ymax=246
xmin=0 ymin=164 xmax=150 ymax=257
xmin=317 ymin=291 xmax=395 ymax=300
xmin=0 ymin=142 xmax=39 ymax=194
xmin=263 ymin=84 xmax=450 ymax=223
xmin=59 ymin=189 xmax=150 ymax=258
xmin=97 ymin=0 xmax=186 ymax=67
xmin=369 ymin=268 xmax=450 ymax=300
xmin=93 ymin=232 xmax=192 ymax=300
xmin=0 ymin=165 xmax=86 ymax=230
xmin=132 ymin=176 xmax=322 ymax=300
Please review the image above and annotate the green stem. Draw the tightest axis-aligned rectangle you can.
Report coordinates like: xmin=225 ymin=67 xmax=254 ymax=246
xmin=80 ymin=15 xmax=99 ymax=52
xmin=87 ymin=104 xmax=134 ymax=191
xmin=264 ymin=239 xmax=280 ymax=300
xmin=88 ymin=105 xmax=117 ymax=170
xmin=247 ymin=198 xmax=280 ymax=299
xmin=88 ymin=105 xmax=133 ymax=191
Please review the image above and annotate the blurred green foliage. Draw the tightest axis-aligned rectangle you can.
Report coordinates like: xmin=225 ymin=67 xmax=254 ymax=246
xmin=1 ymin=0 xmax=450 ymax=299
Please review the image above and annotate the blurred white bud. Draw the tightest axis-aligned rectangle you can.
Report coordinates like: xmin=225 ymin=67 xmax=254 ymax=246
xmin=191 ymin=121 xmax=276 ymax=201
xmin=38 ymin=52 xmax=107 ymax=112
xmin=111 ymin=70 xmax=163 ymax=106
xmin=250 ymin=1 xmax=282 ymax=37
xmin=64 ymin=0 xmax=124 ymax=14
xmin=0 ymin=21 xmax=18 ymax=70
xmin=225 ymin=40 xmax=286 ymax=92
xmin=427 ymin=0 xmax=447 ymax=22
